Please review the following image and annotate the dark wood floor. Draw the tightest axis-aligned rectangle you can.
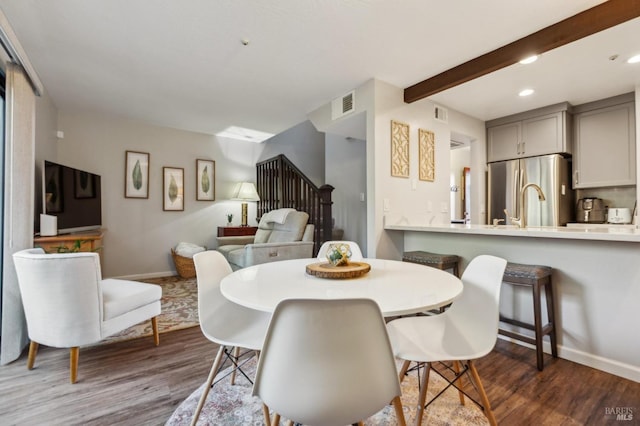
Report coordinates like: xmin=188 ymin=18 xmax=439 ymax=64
xmin=1 ymin=326 xmax=638 ymax=425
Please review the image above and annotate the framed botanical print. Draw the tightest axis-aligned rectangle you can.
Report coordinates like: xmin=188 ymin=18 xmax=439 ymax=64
xmin=125 ymin=151 xmax=150 ymax=199
xmin=196 ymin=159 xmax=215 ymax=201
xmin=163 ymin=167 xmax=184 ymax=211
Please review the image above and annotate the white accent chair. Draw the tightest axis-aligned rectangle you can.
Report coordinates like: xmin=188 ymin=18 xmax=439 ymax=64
xmin=216 ymin=209 xmax=314 ymax=270
xmin=252 ymin=298 xmax=407 ymax=426
xmin=386 ymin=254 xmax=507 ymax=426
xmin=12 ymin=248 xmax=162 ymax=384
xmin=190 ymin=250 xmax=270 ymax=426
xmin=316 ymin=240 xmax=364 ymax=261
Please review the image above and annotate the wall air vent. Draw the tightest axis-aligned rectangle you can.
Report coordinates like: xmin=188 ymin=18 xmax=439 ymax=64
xmin=331 ymin=90 xmax=355 ymax=120
xmin=434 ymin=105 xmax=448 ymax=123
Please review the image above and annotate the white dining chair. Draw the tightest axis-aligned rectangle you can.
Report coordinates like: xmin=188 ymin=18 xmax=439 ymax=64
xmin=252 ymin=298 xmax=406 ymax=426
xmin=316 ymin=240 xmax=364 ymax=261
xmin=190 ymin=250 xmax=271 ymax=426
xmin=386 ymin=254 xmax=507 ymax=426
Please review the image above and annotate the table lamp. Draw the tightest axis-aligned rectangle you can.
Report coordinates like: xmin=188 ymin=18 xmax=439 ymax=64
xmin=231 ymin=182 xmax=260 ymax=226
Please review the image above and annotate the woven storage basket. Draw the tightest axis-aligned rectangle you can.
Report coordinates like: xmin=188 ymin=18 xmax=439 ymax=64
xmin=171 ymin=248 xmax=197 ymax=279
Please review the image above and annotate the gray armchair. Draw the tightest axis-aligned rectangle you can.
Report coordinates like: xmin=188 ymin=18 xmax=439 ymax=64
xmin=216 ymin=209 xmax=314 ymax=270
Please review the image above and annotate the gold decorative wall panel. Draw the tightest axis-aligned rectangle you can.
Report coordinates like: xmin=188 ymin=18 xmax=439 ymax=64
xmin=391 ymin=120 xmax=410 ymax=177
xmin=419 ymin=128 xmax=435 ymax=181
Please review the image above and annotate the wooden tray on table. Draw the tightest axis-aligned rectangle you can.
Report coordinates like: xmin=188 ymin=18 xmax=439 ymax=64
xmin=305 ymin=262 xmax=371 ymax=279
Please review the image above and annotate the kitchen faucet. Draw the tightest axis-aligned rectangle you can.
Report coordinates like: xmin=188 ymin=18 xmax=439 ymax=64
xmin=506 ymin=183 xmax=546 ymax=228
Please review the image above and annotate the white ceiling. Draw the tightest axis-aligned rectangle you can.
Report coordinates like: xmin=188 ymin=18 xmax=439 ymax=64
xmin=0 ymin=0 xmax=638 ymax=138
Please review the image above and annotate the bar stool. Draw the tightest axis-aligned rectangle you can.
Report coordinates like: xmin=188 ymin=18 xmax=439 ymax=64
xmin=499 ymin=262 xmax=557 ymax=371
xmin=402 ymin=251 xmax=461 ymax=314
xmin=402 ymin=251 xmax=460 ymax=277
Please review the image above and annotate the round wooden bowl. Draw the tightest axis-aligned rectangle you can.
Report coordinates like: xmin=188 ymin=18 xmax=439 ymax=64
xmin=305 ymin=261 xmax=371 ymax=279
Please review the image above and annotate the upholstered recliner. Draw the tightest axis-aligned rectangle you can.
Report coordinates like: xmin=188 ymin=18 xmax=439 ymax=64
xmin=216 ymin=209 xmax=314 ymax=270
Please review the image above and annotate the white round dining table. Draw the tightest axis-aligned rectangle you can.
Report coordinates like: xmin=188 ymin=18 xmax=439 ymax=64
xmin=220 ymin=258 xmax=463 ymax=317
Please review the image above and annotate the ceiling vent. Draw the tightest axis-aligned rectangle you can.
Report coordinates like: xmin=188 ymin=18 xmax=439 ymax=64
xmin=331 ymin=91 xmax=355 ymax=120
xmin=434 ymin=105 xmax=448 ymax=123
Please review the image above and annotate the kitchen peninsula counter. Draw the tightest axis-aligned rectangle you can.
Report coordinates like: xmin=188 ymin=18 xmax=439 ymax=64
xmin=384 ymin=216 xmax=640 ymax=383
xmin=384 ymin=220 xmax=640 ymax=243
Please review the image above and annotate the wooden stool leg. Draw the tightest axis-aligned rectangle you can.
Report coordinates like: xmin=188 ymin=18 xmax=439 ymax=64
xmin=545 ymin=280 xmax=558 ymax=358
xmin=532 ymin=283 xmax=544 ymax=371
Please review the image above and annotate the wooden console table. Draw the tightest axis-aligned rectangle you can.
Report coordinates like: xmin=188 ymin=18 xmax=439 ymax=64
xmin=34 ymin=232 xmax=104 ymax=254
xmin=217 ymin=226 xmax=258 ymax=237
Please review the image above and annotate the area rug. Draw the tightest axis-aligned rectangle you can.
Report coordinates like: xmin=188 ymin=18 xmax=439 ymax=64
xmin=102 ymin=276 xmax=199 ymax=345
xmin=166 ymin=357 xmax=489 ymax=425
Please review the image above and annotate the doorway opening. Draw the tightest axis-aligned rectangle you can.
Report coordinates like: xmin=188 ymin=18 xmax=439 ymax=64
xmin=450 ymin=133 xmax=471 ymax=223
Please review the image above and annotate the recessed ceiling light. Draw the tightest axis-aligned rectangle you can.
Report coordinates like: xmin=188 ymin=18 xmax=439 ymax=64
xmin=519 ymin=55 xmax=538 ymax=65
xmin=519 ymin=89 xmax=535 ymax=97
xmin=216 ymin=126 xmax=274 ymax=143
xmin=627 ymin=54 xmax=640 ymax=64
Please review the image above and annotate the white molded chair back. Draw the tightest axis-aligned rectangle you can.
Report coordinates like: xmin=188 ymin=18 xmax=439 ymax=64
xmin=252 ymin=298 xmax=405 ymax=426
xmin=445 ymin=254 xmax=508 ymax=358
xmin=316 ymin=240 xmax=364 ymax=261
xmin=190 ymin=250 xmax=271 ymax=425
xmin=192 ymin=250 xmax=268 ymax=348
xmin=193 ymin=250 xmax=232 ymax=338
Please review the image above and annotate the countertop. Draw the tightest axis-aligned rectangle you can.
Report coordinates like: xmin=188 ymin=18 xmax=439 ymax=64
xmin=384 ymin=217 xmax=640 ymax=242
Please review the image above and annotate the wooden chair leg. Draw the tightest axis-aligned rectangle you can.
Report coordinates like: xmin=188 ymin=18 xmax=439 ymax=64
xmin=285 ymin=420 xmax=293 ymax=426
xmin=27 ymin=341 xmax=38 ymax=370
xmin=391 ymin=395 xmax=407 ymax=426
xmin=151 ymin=317 xmax=160 ymax=346
xmin=467 ymin=360 xmax=497 ymax=426
xmin=261 ymin=403 xmax=271 ymax=426
xmin=398 ymin=359 xmax=411 ymax=383
xmin=230 ymin=346 xmax=240 ymax=385
xmin=191 ymin=345 xmax=227 ymax=426
xmin=273 ymin=413 xmax=281 ymax=425
xmin=415 ymin=362 xmax=431 ymax=426
xmin=70 ymin=347 xmax=79 ymax=384
xmin=453 ymin=361 xmax=465 ymax=405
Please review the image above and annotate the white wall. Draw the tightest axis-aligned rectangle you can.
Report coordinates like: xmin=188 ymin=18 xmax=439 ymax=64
xmin=55 ymin=111 xmax=263 ymax=277
xmin=309 ymin=78 xmax=487 ymax=260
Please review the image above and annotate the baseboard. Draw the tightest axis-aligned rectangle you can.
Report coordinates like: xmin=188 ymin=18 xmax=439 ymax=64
xmin=497 ymin=335 xmax=640 ymax=383
xmin=111 ymin=271 xmax=177 ymax=280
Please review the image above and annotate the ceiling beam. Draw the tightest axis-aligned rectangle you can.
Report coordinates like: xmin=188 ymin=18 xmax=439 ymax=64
xmin=404 ymin=0 xmax=640 ymax=103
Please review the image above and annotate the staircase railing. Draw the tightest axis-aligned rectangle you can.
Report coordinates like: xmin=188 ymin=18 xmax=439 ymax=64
xmin=256 ymin=154 xmax=334 ymax=255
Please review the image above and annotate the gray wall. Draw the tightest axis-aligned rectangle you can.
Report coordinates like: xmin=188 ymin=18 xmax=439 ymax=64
xmin=258 ymin=120 xmax=325 ymax=187
xmin=53 ymin=110 xmax=263 ymax=278
xmin=325 ymin=134 xmax=367 ymax=255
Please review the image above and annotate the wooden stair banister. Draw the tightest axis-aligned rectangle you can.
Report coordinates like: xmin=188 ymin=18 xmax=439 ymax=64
xmin=256 ymin=154 xmax=334 ymax=255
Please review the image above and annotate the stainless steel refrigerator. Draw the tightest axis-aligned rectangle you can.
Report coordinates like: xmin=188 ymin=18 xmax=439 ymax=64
xmin=487 ymin=154 xmax=573 ymax=226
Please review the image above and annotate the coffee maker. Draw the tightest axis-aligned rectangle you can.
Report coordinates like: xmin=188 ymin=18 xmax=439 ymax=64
xmin=576 ymin=198 xmax=606 ymax=223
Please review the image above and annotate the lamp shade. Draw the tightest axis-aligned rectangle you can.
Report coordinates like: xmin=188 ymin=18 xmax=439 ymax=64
xmin=231 ymin=182 xmax=260 ymax=201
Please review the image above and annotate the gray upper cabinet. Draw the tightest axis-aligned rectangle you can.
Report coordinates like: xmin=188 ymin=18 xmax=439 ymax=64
xmin=573 ymin=94 xmax=636 ymax=189
xmin=487 ymin=103 xmax=572 ymax=163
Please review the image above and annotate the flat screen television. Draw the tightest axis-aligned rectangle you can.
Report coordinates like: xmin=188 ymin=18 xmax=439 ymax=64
xmin=41 ymin=160 xmax=102 ymax=234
